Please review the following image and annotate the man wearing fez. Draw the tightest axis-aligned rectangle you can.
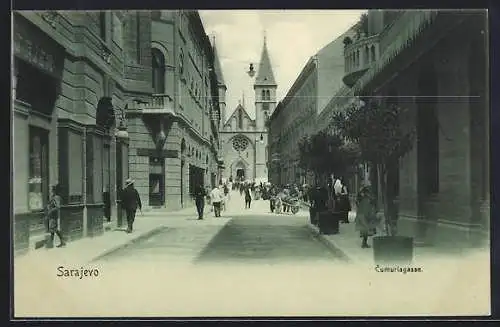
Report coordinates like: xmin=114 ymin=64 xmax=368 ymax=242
xmin=120 ymin=178 xmax=142 ymax=233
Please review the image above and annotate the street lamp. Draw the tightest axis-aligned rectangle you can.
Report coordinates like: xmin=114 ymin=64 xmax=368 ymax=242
xmin=247 ymin=63 xmax=256 ymax=78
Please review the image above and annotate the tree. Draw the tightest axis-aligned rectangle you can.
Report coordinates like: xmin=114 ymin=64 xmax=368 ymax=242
xmin=355 ymin=13 xmax=369 ymax=38
xmin=332 ymin=98 xmax=416 ymax=236
xmin=297 ymin=131 xmax=360 ymax=183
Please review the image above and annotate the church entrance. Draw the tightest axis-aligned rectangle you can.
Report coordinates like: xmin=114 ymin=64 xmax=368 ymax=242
xmin=236 ymin=168 xmax=245 ymax=182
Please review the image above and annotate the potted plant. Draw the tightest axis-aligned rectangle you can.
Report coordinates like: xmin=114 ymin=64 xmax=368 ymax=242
xmin=299 ymin=131 xmax=359 ymax=234
xmin=332 ymin=97 xmax=416 ymax=264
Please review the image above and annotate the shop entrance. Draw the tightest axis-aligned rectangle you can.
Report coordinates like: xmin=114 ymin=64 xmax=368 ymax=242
xmin=149 ymin=156 xmax=165 ymax=207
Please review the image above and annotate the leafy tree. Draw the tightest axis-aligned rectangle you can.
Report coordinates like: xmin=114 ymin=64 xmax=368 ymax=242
xmin=332 ymin=98 xmax=416 ymax=236
xmin=297 ymin=131 xmax=360 ymax=184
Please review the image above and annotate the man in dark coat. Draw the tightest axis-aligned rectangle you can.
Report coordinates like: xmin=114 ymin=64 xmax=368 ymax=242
xmin=194 ymin=184 xmax=206 ymax=220
xmin=120 ymin=178 xmax=142 ymax=233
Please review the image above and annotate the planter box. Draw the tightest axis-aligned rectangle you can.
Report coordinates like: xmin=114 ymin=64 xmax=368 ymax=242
xmin=373 ymin=236 xmax=414 ymax=264
xmin=318 ymin=211 xmax=339 ymax=235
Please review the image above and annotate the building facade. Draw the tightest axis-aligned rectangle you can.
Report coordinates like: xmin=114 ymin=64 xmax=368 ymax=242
xmin=126 ymin=10 xmax=223 ymax=210
xmin=267 ymin=27 xmax=356 ymax=186
xmin=220 ymin=37 xmax=276 ymax=183
xmin=12 ymin=10 xmax=223 ymax=256
xmin=338 ymin=10 xmax=489 ymax=246
xmin=12 ymin=10 xmax=149 ymax=255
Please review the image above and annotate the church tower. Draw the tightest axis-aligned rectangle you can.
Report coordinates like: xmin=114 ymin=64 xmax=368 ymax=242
xmin=254 ymin=35 xmax=277 ymax=131
xmin=253 ymin=35 xmax=277 ymax=181
xmin=213 ymin=40 xmax=227 ymax=128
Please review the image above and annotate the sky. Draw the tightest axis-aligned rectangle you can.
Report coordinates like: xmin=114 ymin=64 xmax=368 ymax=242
xmin=199 ymin=10 xmax=366 ymax=122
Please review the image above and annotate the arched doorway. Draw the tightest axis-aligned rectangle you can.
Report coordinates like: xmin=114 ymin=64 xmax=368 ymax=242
xmin=233 ymin=160 xmax=247 ymax=182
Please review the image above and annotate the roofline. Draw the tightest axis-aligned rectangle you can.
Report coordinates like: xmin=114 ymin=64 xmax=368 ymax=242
xmin=279 ymin=57 xmax=316 ymax=108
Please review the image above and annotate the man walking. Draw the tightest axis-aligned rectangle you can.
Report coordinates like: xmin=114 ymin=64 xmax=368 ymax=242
xmin=194 ymin=184 xmax=206 ymax=220
xmin=120 ymin=178 xmax=142 ymax=233
xmin=210 ymin=185 xmax=223 ymax=217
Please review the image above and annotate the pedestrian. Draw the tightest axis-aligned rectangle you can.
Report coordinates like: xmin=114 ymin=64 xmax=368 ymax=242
xmin=45 ymin=184 xmax=66 ymax=248
xmin=244 ymin=186 xmax=252 ymax=209
xmin=337 ymin=178 xmax=351 ymax=223
xmin=223 ymin=183 xmax=230 ymax=209
xmin=194 ymin=184 xmax=206 ymax=220
xmin=269 ymin=186 xmax=277 ymax=213
xmin=210 ymin=185 xmax=223 ymax=217
xmin=355 ymin=185 xmax=379 ymax=248
xmin=120 ymin=178 xmax=142 ymax=233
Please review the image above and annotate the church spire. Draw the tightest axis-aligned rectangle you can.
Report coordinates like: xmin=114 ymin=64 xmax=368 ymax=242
xmin=254 ymin=34 xmax=276 ymax=86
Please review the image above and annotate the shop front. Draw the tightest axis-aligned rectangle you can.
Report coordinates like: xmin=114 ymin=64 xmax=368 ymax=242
xmin=13 ymin=15 xmax=65 ymax=255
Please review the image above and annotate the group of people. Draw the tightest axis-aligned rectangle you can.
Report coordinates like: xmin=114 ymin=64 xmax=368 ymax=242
xmin=45 ymin=174 xmax=380 ymax=250
xmin=308 ymin=176 xmax=380 ymax=248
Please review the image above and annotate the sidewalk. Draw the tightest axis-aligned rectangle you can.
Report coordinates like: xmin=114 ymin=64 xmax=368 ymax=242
xmin=306 ymin=212 xmax=489 ymax=266
xmin=14 ymin=202 xmax=232 ymax=270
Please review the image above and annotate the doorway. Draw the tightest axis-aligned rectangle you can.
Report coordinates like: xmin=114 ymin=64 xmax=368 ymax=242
xmin=236 ymin=168 xmax=245 ymax=182
xmin=149 ymin=156 xmax=165 ymax=207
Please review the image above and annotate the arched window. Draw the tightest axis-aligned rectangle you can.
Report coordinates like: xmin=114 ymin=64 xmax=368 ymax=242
xmin=266 ymin=90 xmax=270 ymax=100
xmin=261 ymin=90 xmax=266 ymax=100
xmin=364 ymin=45 xmax=369 ymax=65
xmin=370 ymin=45 xmax=376 ymax=62
xmin=152 ymin=48 xmax=165 ymax=94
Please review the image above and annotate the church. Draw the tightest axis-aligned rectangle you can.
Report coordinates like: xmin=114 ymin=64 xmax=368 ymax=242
xmin=215 ymin=36 xmax=277 ymax=183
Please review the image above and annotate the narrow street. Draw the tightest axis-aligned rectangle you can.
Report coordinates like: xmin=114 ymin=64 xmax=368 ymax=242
xmin=96 ymin=191 xmax=342 ymax=266
xmin=195 ymin=214 xmax=339 ymax=265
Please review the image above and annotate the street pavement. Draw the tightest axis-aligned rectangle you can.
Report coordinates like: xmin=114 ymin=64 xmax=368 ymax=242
xmin=97 ymin=191 xmax=342 ymax=266
xmin=13 ymin=190 xmax=490 ymax=317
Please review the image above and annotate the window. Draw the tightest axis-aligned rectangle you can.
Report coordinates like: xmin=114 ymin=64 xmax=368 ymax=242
xmin=152 ymin=48 xmax=165 ymax=94
xmin=28 ymin=126 xmax=49 ymax=212
xmin=364 ymin=46 xmax=369 ymax=65
xmin=99 ymin=12 xmax=106 ymax=40
xmin=68 ymin=130 xmax=84 ymax=203
xmin=266 ymin=90 xmax=271 ymax=100
xmin=86 ymin=133 xmax=104 ymax=203
xmin=261 ymin=90 xmax=266 ymax=100
xmin=370 ymin=45 xmax=376 ymax=62
xmin=232 ymin=136 xmax=249 ymax=152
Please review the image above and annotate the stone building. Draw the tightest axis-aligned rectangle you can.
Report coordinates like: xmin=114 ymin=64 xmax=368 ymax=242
xmin=126 ymin=10 xmax=223 ymax=210
xmin=337 ymin=10 xmax=489 ymax=246
xmin=267 ymin=27 xmax=356 ymax=186
xmin=12 ymin=10 xmax=223 ymax=256
xmin=219 ymin=37 xmax=276 ymax=183
xmin=12 ymin=11 xmax=148 ymax=255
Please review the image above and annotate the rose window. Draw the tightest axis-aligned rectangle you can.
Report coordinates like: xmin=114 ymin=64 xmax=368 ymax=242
xmin=232 ymin=136 xmax=249 ymax=152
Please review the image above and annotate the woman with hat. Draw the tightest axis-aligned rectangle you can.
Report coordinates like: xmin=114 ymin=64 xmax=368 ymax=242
xmin=120 ymin=178 xmax=142 ymax=233
xmin=46 ymin=184 xmax=66 ymax=247
xmin=355 ymin=185 xmax=379 ymax=248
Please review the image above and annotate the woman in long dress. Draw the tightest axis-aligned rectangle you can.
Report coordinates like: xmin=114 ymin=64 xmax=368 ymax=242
xmin=355 ymin=186 xmax=378 ymax=248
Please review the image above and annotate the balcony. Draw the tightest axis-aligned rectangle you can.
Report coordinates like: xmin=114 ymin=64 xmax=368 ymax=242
xmin=342 ymin=34 xmax=380 ymax=88
xmin=126 ymin=94 xmax=175 ymax=116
